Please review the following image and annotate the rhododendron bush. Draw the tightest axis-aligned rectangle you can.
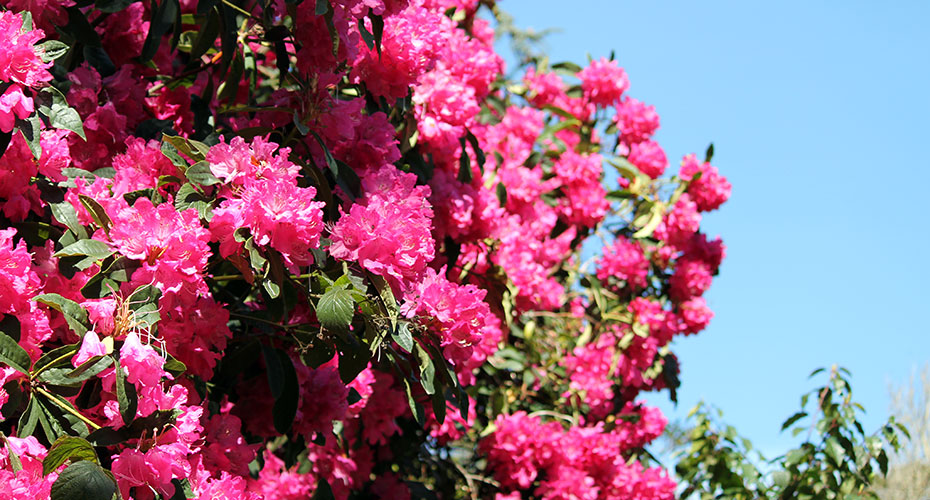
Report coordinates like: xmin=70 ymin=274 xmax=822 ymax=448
xmin=0 ymin=0 xmax=841 ymax=498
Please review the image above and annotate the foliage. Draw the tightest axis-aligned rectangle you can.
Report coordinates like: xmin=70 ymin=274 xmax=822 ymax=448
xmin=871 ymin=364 xmax=930 ymax=499
xmin=676 ymin=366 xmax=908 ymax=500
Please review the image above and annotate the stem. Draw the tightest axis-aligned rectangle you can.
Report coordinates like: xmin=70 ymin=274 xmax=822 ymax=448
xmin=30 ymin=350 xmax=77 ymax=381
xmin=221 ymin=0 xmax=261 ymax=22
xmin=34 ymin=387 xmax=102 ymax=431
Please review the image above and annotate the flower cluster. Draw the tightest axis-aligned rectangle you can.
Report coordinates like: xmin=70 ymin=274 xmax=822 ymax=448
xmin=0 ymin=0 xmax=732 ymax=498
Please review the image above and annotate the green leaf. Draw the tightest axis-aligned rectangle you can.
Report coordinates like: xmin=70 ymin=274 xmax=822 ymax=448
xmin=33 ymin=293 xmax=90 ymax=336
xmin=496 ymin=182 xmax=507 ymax=206
xmin=1 ymin=432 xmax=23 ymax=472
xmin=18 ymin=113 xmax=42 ymax=159
xmin=316 ymin=287 xmax=355 ymax=332
xmin=95 ymin=0 xmax=135 ymax=12
xmin=0 ymin=315 xmax=20 ymax=343
xmin=77 ymin=195 xmax=112 ymax=233
xmin=38 ymin=40 xmax=70 ymax=62
xmin=781 ymin=411 xmax=808 ymax=431
xmin=17 ymin=397 xmax=40 ymax=438
xmin=114 ymin=359 xmax=138 ymax=425
xmin=217 ymin=49 xmax=244 ymax=102
xmin=704 ymin=142 xmax=715 ymax=163
xmin=38 ymin=356 xmax=113 ymax=387
xmin=43 ymin=436 xmax=99 ymax=475
xmin=33 ymin=343 xmax=80 ymax=374
xmin=272 ymin=349 xmax=299 ymax=434
xmin=315 ymin=0 xmax=329 ymax=15
xmin=772 ymin=470 xmax=791 ymax=489
xmin=52 ymin=239 xmax=114 ymax=270
xmin=457 ymin=137 xmax=472 ymax=183
xmin=464 ymin=129 xmax=485 ymax=172
xmin=50 ymin=460 xmax=118 ymax=500
xmin=185 ymin=160 xmax=220 ymax=186
xmin=49 ymin=103 xmax=85 ymax=140
xmin=414 ymin=344 xmax=436 ymax=395
xmin=402 ymin=376 xmax=425 ymax=425
xmin=140 ymin=0 xmax=181 ymax=62
xmin=392 ymin=322 xmax=414 ymax=353
xmin=370 ymin=13 xmax=383 ymax=56
xmin=0 ymin=331 xmax=30 ymax=374
xmin=262 ymin=344 xmax=284 ymax=399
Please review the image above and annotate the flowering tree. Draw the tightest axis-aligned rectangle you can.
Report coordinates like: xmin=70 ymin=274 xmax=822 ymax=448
xmin=0 ymin=0 xmax=902 ymax=498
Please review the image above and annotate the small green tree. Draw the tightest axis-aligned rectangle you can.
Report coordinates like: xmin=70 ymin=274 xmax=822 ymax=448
xmin=675 ymin=366 xmax=907 ymax=500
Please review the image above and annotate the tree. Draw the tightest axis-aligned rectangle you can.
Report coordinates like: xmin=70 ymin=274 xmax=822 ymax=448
xmin=872 ymin=364 xmax=930 ymax=499
xmin=0 ymin=0 xmax=903 ymax=498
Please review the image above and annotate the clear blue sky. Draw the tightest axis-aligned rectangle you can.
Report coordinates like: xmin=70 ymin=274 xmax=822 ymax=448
xmin=497 ymin=1 xmax=930 ymax=458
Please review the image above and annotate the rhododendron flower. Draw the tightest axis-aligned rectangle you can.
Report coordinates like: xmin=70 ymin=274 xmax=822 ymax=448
xmin=72 ymin=330 xmax=108 ymax=366
xmin=597 ymin=237 xmax=650 ymax=291
xmin=627 ymin=139 xmax=668 ymax=179
xmin=679 ymin=153 xmax=732 ymax=212
xmin=330 ymin=165 xmax=434 ymax=292
xmin=578 ymin=57 xmax=629 ymax=108
xmin=0 ymin=84 xmax=33 ymax=132
xmin=0 ymin=11 xmax=52 ymax=86
xmin=615 ymin=97 xmax=660 ymax=145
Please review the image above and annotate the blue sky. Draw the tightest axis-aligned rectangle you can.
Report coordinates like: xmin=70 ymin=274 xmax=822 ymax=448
xmin=497 ymin=1 xmax=930 ymax=459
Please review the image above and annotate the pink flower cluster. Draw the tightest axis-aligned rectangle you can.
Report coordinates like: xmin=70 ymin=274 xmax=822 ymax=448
xmin=0 ymin=11 xmax=51 ymax=132
xmin=481 ymin=411 xmax=675 ymax=500
xmin=330 ymin=165 xmax=435 ymax=292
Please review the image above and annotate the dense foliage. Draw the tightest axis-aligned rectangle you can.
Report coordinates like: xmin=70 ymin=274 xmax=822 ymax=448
xmin=0 ymin=0 xmax=903 ymax=498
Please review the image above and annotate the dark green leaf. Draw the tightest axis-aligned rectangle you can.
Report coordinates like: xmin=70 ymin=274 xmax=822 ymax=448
xmin=17 ymin=397 xmax=40 ymax=438
xmin=33 ymin=344 xmax=80 ymax=374
xmin=33 ymin=293 xmax=90 ymax=336
xmin=18 ymin=113 xmax=42 ymax=159
xmin=77 ymin=195 xmax=111 ymax=233
xmin=0 ymin=331 xmax=30 ymax=374
xmin=314 ymin=0 xmax=328 ymax=15
xmin=185 ymin=160 xmax=220 ymax=186
xmin=316 ymin=287 xmax=355 ymax=332
xmin=496 ymin=182 xmax=507 ymax=206
xmin=0 ymin=315 xmax=21 ymax=342
xmin=50 ymin=460 xmax=118 ymax=500
xmin=52 ymin=240 xmax=114 ymax=271
xmin=781 ymin=411 xmax=808 ymax=431
xmin=49 ymin=103 xmax=85 ymax=140
xmin=189 ymin=8 xmax=220 ymax=63
xmin=38 ymin=40 xmax=70 ymax=62
xmin=414 ymin=344 xmax=436 ymax=395
xmin=140 ymin=0 xmax=181 ymax=62
xmin=704 ymin=143 xmax=715 ymax=163
xmin=114 ymin=359 xmax=138 ymax=425
xmin=402 ymin=376 xmax=424 ymax=425
xmin=392 ymin=322 xmax=414 ymax=353
xmin=457 ymin=137 xmax=472 ymax=183
xmin=95 ymin=0 xmax=136 ymax=13
xmin=43 ymin=436 xmax=98 ymax=475
xmin=272 ymin=349 xmax=299 ymax=434
xmin=262 ymin=344 xmax=284 ymax=399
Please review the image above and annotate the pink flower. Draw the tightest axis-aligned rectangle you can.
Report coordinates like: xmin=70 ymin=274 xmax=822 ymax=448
xmin=679 ymin=296 xmax=714 ymax=334
xmin=614 ymin=97 xmax=660 ymax=145
xmin=627 ymin=139 xmax=668 ymax=179
xmin=669 ymin=258 xmax=714 ymax=302
xmin=0 ymin=11 xmax=52 ymax=86
xmin=0 ymin=85 xmax=33 ymax=133
xmin=330 ymin=165 xmax=435 ymax=292
xmin=578 ymin=57 xmax=629 ymax=108
xmin=72 ymin=330 xmax=108 ymax=367
xmin=120 ymin=331 xmax=169 ymax=388
xmin=679 ymin=153 xmax=732 ymax=212
xmin=597 ymin=237 xmax=650 ymax=291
